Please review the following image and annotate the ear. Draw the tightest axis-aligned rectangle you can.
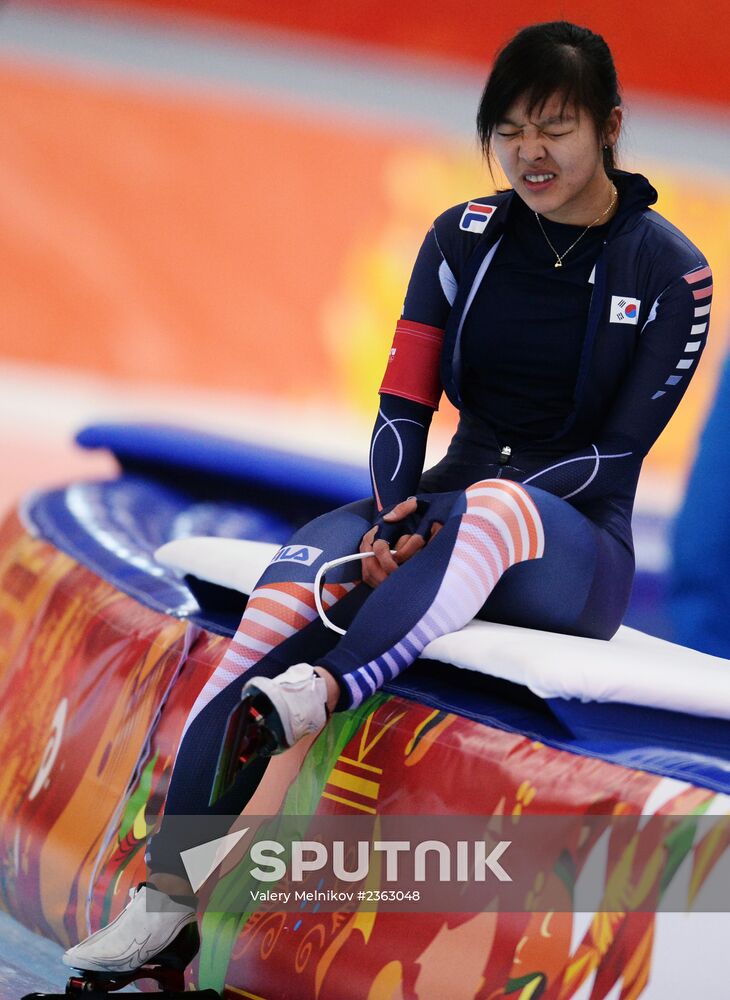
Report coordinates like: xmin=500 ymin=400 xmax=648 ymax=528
xmin=603 ymin=106 xmax=623 ymax=149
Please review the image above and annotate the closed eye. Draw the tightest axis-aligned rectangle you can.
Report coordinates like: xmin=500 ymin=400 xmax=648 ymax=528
xmin=496 ymin=129 xmax=573 ymax=139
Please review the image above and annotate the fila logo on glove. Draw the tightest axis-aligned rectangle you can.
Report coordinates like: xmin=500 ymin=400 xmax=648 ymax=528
xmin=459 ymin=203 xmax=495 ymax=234
xmin=610 ymin=295 xmax=641 ymax=324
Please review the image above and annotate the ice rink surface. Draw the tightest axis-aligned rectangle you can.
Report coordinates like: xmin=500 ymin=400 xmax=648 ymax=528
xmin=0 ymin=910 xmax=143 ymax=996
xmin=0 ymin=909 xmax=72 ymax=997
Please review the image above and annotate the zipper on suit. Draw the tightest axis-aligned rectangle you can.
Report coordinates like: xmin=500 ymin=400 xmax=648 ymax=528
xmin=496 ymin=444 xmax=512 ymax=477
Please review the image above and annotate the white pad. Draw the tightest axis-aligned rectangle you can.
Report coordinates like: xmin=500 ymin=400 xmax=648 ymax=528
xmin=424 ymin=620 xmax=730 ymax=720
xmin=156 ymin=537 xmax=730 ymax=721
xmin=156 ymin=537 xmax=280 ymax=595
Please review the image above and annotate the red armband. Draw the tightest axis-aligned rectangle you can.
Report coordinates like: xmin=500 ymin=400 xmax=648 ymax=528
xmin=378 ymin=319 xmax=444 ymax=409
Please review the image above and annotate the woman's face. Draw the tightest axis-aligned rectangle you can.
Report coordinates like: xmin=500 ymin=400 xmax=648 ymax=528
xmin=493 ymin=93 xmax=621 ymax=225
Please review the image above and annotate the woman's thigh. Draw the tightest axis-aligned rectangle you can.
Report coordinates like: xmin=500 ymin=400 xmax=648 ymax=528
xmin=475 ymin=484 xmax=635 ymax=640
xmin=260 ymin=497 xmax=375 ymax=586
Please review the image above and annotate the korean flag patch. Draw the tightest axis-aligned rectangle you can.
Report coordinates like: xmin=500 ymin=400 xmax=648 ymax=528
xmin=459 ymin=202 xmax=495 ymax=234
xmin=610 ymin=295 xmax=641 ymax=325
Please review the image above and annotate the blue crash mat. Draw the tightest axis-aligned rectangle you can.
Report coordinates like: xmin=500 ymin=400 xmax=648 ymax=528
xmin=22 ymin=476 xmax=291 ymax=632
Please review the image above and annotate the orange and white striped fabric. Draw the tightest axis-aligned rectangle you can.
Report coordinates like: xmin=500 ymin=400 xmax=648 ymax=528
xmin=180 ymin=579 xmax=356 ymax=738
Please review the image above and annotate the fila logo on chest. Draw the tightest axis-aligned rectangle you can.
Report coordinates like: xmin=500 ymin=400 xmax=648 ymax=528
xmin=610 ymin=295 xmax=641 ymax=325
xmin=459 ymin=202 xmax=496 ymax=234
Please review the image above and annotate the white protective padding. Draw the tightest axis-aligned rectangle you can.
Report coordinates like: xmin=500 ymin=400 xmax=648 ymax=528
xmin=156 ymin=536 xmax=730 ymax=721
xmin=423 ymin=620 xmax=730 ymax=720
xmin=157 ymin=537 xmax=281 ymax=594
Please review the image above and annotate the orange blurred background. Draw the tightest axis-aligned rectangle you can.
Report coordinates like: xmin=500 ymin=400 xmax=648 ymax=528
xmin=34 ymin=0 xmax=730 ymax=109
xmin=0 ymin=0 xmax=728 ymax=511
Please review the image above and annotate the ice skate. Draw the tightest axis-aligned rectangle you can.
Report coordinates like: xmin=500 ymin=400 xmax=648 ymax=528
xmin=210 ymin=663 xmax=328 ymax=804
xmin=21 ymin=883 xmax=218 ymax=999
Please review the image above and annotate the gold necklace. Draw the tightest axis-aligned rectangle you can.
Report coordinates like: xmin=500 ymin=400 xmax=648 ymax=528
xmin=534 ymin=185 xmax=617 ymax=268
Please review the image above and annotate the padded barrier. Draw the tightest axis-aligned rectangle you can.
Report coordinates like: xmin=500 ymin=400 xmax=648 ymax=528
xmin=21 ymin=477 xmax=292 ymax=634
xmin=75 ymin=423 xmax=371 ymax=509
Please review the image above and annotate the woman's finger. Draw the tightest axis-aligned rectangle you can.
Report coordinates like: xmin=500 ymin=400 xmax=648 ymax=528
xmin=373 ymin=538 xmax=399 ymax=574
xmin=394 ymin=533 xmax=425 ymax=563
xmin=359 ymin=527 xmax=378 ymax=553
xmin=359 ymin=527 xmax=381 ymax=587
xmin=382 ymin=496 xmax=418 ymax=523
xmin=360 ymin=551 xmax=383 ymax=587
xmin=364 ymin=559 xmax=387 ymax=587
xmin=359 ymin=528 xmax=398 ymax=587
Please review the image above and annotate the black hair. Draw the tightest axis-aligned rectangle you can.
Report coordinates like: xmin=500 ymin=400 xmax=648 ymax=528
xmin=476 ymin=22 xmax=621 ymax=175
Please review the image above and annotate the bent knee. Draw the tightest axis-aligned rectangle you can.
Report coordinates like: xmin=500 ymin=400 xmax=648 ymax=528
xmin=462 ymin=479 xmax=545 ymax=561
xmin=465 ymin=476 xmax=503 ymax=493
xmin=466 ymin=474 xmax=537 ymax=489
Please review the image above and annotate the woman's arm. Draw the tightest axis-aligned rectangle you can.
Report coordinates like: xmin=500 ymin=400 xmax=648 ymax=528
xmin=518 ymin=264 xmax=713 ymax=503
xmin=361 ymin=223 xmax=453 ymax=584
xmin=369 ymin=393 xmax=434 ymax=515
xmin=361 ymin=393 xmax=434 ymax=587
xmin=370 ymin=221 xmax=454 ymax=513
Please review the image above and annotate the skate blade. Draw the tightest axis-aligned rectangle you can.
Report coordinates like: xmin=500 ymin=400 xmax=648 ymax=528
xmin=209 ymin=692 xmax=281 ymax=806
xmin=49 ymin=923 xmax=205 ymax=998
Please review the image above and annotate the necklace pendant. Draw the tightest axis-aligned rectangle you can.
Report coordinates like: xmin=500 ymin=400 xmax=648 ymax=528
xmin=554 ymin=260 xmax=562 ymax=268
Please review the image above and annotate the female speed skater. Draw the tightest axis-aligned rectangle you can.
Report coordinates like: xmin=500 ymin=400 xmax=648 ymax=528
xmin=62 ymin=20 xmax=713 ymax=987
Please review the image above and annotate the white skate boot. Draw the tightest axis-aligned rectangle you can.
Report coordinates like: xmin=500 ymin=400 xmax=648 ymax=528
xmin=210 ymin=663 xmax=329 ymax=804
xmin=243 ymin=663 xmax=329 ymax=748
xmin=62 ymin=882 xmax=198 ymax=992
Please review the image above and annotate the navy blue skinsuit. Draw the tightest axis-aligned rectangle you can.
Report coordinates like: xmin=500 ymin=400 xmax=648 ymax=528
xmin=356 ymin=169 xmax=712 ymax=637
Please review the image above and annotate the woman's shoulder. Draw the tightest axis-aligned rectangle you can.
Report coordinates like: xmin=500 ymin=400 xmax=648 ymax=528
xmin=638 ymin=209 xmax=708 ymax=270
xmin=605 ymin=171 xmax=709 ymax=283
xmin=619 ymin=209 xmax=710 ymax=300
xmin=611 ymin=171 xmax=709 ymax=277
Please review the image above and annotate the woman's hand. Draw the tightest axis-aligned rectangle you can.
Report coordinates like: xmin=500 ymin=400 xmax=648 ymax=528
xmin=359 ymin=497 xmax=443 ymax=588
